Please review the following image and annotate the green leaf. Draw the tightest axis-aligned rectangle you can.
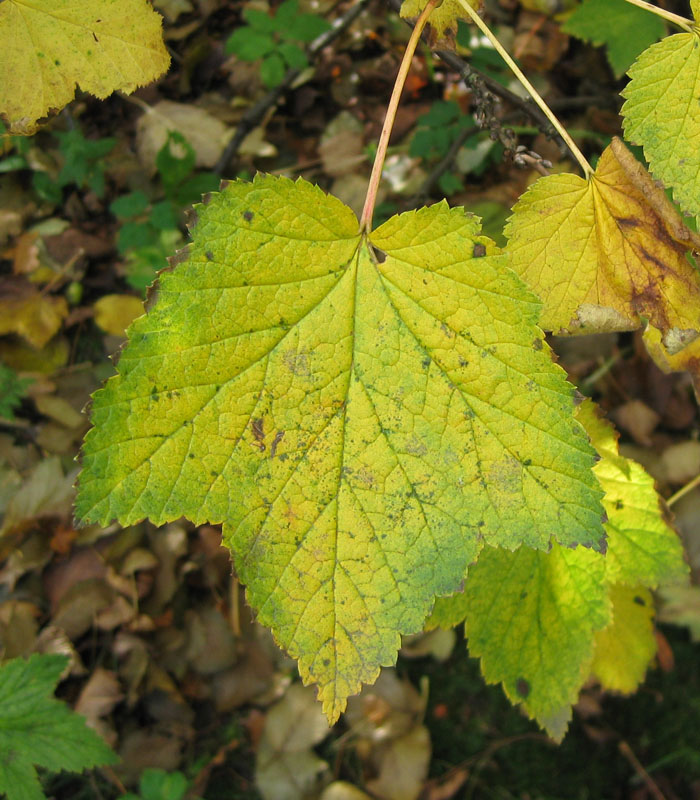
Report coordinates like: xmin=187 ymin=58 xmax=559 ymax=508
xmin=463 ymin=541 xmax=610 ymax=740
xmin=0 ymin=363 xmax=32 ymax=421
xmin=285 ymin=13 xmax=331 ymax=43
xmin=157 ymin=131 xmax=196 ymax=192
xmin=139 ymin=768 xmax=188 ymax=800
xmin=0 ymin=654 xmax=117 ymax=800
xmin=621 ymin=7 xmax=700 ymax=215
xmin=260 ymin=53 xmax=287 ymax=88
xmin=278 ymin=42 xmax=308 ymax=71
xmin=242 ymin=7 xmax=277 ymax=34
xmin=111 ymin=190 xmax=150 ymax=220
xmin=77 ymin=175 xmax=605 ymax=721
xmin=562 ymin=0 xmax=665 ymax=78
xmin=225 ymin=28 xmax=275 ymax=60
xmin=151 ymin=201 xmax=179 ymax=231
xmin=118 ymin=221 xmax=157 ymax=253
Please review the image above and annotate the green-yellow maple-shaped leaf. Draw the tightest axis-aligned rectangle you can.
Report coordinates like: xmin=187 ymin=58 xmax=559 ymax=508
xmin=431 ymin=399 xmax=687 ymax=738
xmin=0 ymin=0 xmax=170 ymax=135
xmin=621 ymin=3 xmax=700 ymax=217
xmin=590 ymin=585 xmax=656 ymax=694
xmin=76 ymin=175 xmax=605 ymax=722
xmin=401 ymin=0 xmax=480 ymax=38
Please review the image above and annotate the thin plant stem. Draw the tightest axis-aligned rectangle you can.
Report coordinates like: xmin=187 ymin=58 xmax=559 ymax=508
xmin=454 ymin=0 xmax=593 ymax=178
xmin=667 ymin=472 xmax=700 ymax=508
xmin=360 ymin=0 xmax=438 ymax=232
xmin=622 ymin=0 xmax=694 ymax=32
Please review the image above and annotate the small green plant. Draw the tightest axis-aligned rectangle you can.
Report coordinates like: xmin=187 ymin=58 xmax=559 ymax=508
xmin=111 ymin=131 xmax=219 ymax=292
xmin=0 ymin=363 xmax=32 ymax=421
xmin=0 ymin=122 xmax=115 ymax=202
xmin=410 ymin=100 xmax=502 ymax=193
xmin=0 ymin=654 xmax=117 ymax=800
xmin=121 ymin=768 xmax=196 ymax=800
xmin=225 ymin=0 xmax=331 ymax=88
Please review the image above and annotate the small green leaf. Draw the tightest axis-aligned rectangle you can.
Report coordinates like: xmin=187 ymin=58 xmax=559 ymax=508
xmin=260 ymin=52 xmax=287 ymax=87
xmin=0 ymin=654 xmax=117 ymax=800
xmin=118 ymin=220 xmax=156 ymax=253
xmin=285 ymin=13 xmax=331 ymax=43
xmin=225 ymin=29 xmax=275 ymax=60
xmin=0 ymin=363 xmax=32 ymax=421
xmin=151 ymin=200 xmax=178 ymax=231
xmin=563 ymin=0 xmax=665 ymax=78
xmin=157 ymin=131 xmax=196 ymax=192
xmin=278 ymin=42 xmax=308 ymax=71
xmin=77 ymin=175 xmax=605 ymax=721
xmin=111 ymin=190 xmax=150 ymax=220
xmin=242 ymin=7 xmax=277 ymax=34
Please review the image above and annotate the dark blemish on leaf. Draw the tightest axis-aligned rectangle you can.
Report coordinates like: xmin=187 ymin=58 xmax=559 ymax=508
xmin=188 ymin=453 xmax=195 ymax=459
xmin=185 ymin=208 xmax=199 ymax=231
xmin=243 ymin=210 xmax=254 ymax=222
xmin=615 ymin=499 xmax=624 ymax=510
xmin=615 ymin=217 xmax=639 ymax=229
xmin=573 ymin=390 xmax=585 ymax=406
xmin=202 ymin=193 xmax=214 ymax=205
xmin=251 ymin=417 xmax=265 ymax=451
xmin=516 ymin=678 xmax=530 ymax=698
xmin=634 ymin=595 xmax=646 ymax=606
xmin=220 ymin=179 xmax=231 ymax=190
xmin=523 ymin=458 xmax=532 ymax=467
xmin=54 ymin=59 xmax=60 ymax=65
xmin=520 ymin=590 xmax=528 ymax=600
xmin=210 ymin=471 xmax=218 ymax=477
xmin=323 ymin=658 xmax=330 ymax=666
xmin=422 ymin=357 xmax=431 ymax=369
xmin=93 ymin=32 xmax=99 ymax=41
xmin=206 ymin=251 xmax=214 ymax=261
xmin=533 ymin=338 xmax=543 ymax=350
xmin=374 ymin=248 xmax=387 ymax=263
xmin=598 ymin=536 xmax=608 ymax=555
xmin=270 ymin=431 xmax=285 ymax=458
xmin=473 ymin=243 xmax=487 ymax=258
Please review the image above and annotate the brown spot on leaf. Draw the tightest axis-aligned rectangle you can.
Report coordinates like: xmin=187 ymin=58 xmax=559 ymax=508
xmin=515 ymin=678 xmax=530 ymax=698
xmin=251 ymin=418 xmax=265 ymax=451
xmin=472 ymin=243 xmax=487 ymax=258
xmin=243 ymin=210 xmax=254 ymax=222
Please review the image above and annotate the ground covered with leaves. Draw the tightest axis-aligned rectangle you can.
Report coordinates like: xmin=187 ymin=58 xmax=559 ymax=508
xmin=2 ymin=0 xmax=700 ymax=798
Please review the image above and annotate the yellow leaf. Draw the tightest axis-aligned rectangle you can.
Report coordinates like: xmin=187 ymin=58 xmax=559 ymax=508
xmin=0 ymin=277 xmax=67 ymax=348
xmin=506 ymin=138 xmax=700 ymax=351
xmin=401 ymin=0 xmax=481 ymax=38
xmin=0 ymin=0 xmax=170 ymax=134
xmin=93 ymin=294 xmax=144 ymax=337
xmin=590 ymin=585 xmax=656 ymax=694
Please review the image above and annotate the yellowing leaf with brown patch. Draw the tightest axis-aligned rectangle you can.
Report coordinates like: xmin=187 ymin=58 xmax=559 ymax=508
xmin=505 ymin=138 xmax=700 ymax=357
xmin=0 ymin=0 xmax=170 ymax=134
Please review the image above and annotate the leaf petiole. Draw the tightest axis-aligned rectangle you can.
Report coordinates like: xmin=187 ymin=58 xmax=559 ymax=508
xmin=454 ymin=0 xmax=593 ymax=178
xmin=360 ymin=0 xmax=439 ymax=232
xmin=622 ymin=0 xmax=694 ymax=32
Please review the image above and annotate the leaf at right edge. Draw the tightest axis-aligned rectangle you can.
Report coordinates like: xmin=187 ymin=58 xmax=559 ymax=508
xmin=505 ymin=137 xmax=700 ymax=378
xmin=621 ymin=4 xmax=700 ymax=217
xmin=77 ymin=177 xmax=605 ymax=724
